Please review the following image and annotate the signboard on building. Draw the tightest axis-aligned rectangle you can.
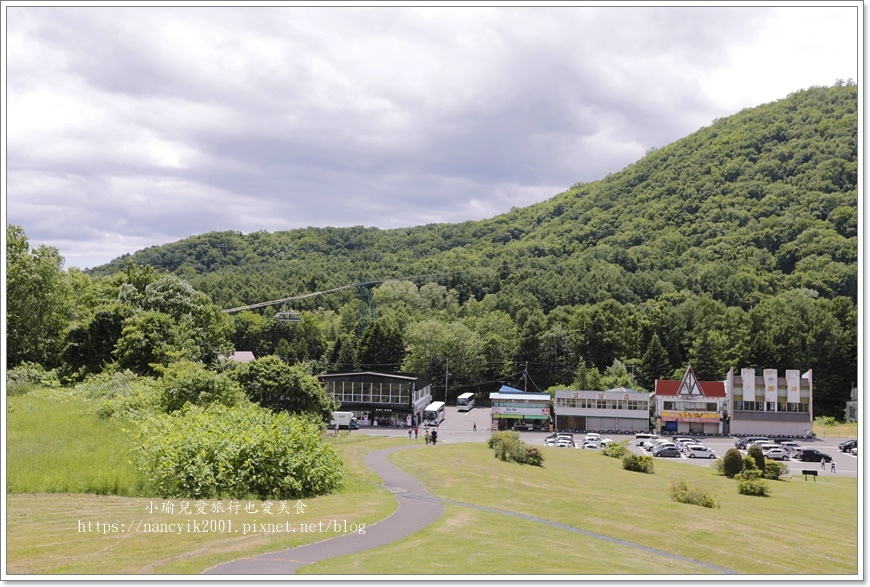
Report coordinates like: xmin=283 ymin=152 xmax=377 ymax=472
xmin=661 ymin=411 xmax=720 ymax=423
xmin=492 ymin=406 xmax=550 ymax=416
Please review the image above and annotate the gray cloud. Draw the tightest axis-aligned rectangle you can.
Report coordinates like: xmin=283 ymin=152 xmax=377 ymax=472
xmin=4 ymin=5 xmax=858 ymax=269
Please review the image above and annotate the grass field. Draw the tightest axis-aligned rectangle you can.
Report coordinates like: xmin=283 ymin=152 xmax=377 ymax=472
xmin=5 ymin=391 xmax=860 ymax=576
xmin=4 ymin=392 xmax=400 ymax=575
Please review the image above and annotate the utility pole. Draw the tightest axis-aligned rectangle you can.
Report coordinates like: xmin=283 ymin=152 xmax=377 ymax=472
xmin=523 ymin=361 xmax=528 ymax=392
xmin=445 ymin=358 xmax=450 ymax=404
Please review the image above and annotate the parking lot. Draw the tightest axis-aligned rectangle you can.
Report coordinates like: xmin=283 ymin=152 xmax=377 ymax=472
xmin=356 ymin=406 xmax=858 ymax=477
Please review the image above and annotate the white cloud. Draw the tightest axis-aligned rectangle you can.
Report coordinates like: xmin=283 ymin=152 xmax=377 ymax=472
xmin=3 ymin=4 xmax=860 ymax=269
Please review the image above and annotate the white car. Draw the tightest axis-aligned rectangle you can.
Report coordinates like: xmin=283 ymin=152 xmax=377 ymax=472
xmin=554 ymin=439 xmax=575 ymax=448
xmin=585 ymin=433 xmax=601 ymax=442
xmin=763 ymin=448 xmax=791 ymax=461
xmin=684 ymin=445 xmax=717 ymax=459
xmin=599 ymin=438 xmax=615 ymax=447
xmin=582 ymin=442 xmax=600 ymax=450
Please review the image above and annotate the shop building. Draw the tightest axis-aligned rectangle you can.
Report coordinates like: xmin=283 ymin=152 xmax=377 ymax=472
xmin=489 ymin=386 xmax=551 ymax=431
xmin=319 ymin=371 xmax=432 ymax=428
xmin=725 ymin=367 xmax=813 ymax=437
xmin=654 ymin=366 xmax=726 ymax=435
xmin=554 ymin=387 xmax=651 ymax=433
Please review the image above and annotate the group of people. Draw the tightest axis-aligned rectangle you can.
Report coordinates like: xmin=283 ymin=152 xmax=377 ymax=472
xmin=406 ymin=426 xmax=438 ymax=444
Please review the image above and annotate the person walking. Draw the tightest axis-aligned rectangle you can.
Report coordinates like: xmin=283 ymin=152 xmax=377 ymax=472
xmin=424 ymin=430 xmax=430 ymax=445
xmin=408 ymin=428 xmax=412 ymax=440
xmin=831 ymin=460 xmax=837 ymax=473
xmin=414 ymin=427 xmax=419 ymax=439
xmin=820 ymin=459 xmax=826 ymax=470
xmin=473 ymin=422 xmax=477 ymax=432
xmin=431 ymin=430 xmax=438 ymax=445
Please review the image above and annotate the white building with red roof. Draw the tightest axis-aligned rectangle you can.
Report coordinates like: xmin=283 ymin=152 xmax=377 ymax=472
xmin=654 ymin=365 xmax=726 ymax=435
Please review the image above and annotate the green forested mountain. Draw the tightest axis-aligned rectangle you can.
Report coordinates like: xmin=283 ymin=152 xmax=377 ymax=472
xmin=77 ymin=85 xmax=858 ymax=415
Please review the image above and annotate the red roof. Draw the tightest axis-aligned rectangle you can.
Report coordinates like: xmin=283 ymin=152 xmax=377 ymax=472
xmin=655 ymin=379 xmax=726 ymax=397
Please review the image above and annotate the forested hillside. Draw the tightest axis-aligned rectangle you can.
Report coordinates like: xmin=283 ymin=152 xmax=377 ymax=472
xmin=26 ymin=85 xmax=858 ymax=416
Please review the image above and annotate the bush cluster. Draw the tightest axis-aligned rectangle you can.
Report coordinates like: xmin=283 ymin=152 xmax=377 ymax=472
xmin=736 ymin=469 xmax=770 ymax=497
xmin=602 ymin=440 xmax=629 ymax=459
xmin=668 ymin=480 xmax=721 ymax=509
xmin=762 ymin=459 xmax=789 ymax=480
xmin=622 ymin=453 xmax=654 ymax=474
xmin=6 ymin=362 xmax=61 ymax=395
xmin=132 ymin=403 xmax=344 ymax=499
xmin=74 ymin=371 xmax=163 ymax=420
xmin=487 ymin=431 xmax=544 ymax=467
xmin=747 ymin=445 xmax=766 ymax=470
xmin=157 ymin=360 xmax=245 ymax=413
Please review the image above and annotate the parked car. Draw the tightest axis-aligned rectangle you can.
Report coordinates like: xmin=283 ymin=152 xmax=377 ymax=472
xmin=653 ymin=446 xmax=682 ymax=458
xmin=684 ymin=445 xmax=717 ymax=459
xmin=839 ymin=439 xmax=857 ymax=453
xmin=673 ymin=436 xmax=697 ymax=445
xmin=763 ymin=448 xmax=791 ymax=461
xmin=635 ymin=433 xmax=659 ymax=446
xmin=546 ymin=434 xmax=575 ymax=446
xmin=735 ymin=437 xmax=769 ymax=450
xmin=779 ymin=441 xmax=801 ymax=453
xmin=582 ymin=442 xmax=600 ymax=450
xmin=648 ymin=441 xmax=676 ymax=453
xmin=796 ymin=449 xmax=832 ymax=462
xmin=585 ymin=433 xmax=602 ymax=443
xmin=554 ymin=439 xmax=575 ymax=448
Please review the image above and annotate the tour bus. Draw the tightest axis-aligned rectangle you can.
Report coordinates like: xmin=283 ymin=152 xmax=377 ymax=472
xmin=456 ymin=392 xmax=475 ymax=412
xmin=423 ymin=401 xmax=446 ymax=426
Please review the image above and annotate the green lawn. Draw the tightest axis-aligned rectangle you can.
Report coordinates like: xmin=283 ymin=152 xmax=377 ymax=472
xmin=5 ymin=392 xmax=859 ymax=576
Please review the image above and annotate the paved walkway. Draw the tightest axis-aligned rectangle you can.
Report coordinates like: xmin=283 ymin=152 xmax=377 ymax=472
xmin=204 ymin=442 xmax=737 ymax=575
xmin=202 ymin=445 xmax=444 ymax=575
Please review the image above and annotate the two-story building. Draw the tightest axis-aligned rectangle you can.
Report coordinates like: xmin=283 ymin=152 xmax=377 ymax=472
xmin=654 ymin=366 xmax=726 ymax=435
xmin=554 ymin=387 xmax=651 ymax=433
xmin=319 ymin=371 xmax=432 ymax=427
xmin=489 ymin=386 xmax=551 ymax=431
xmin=724 ymin=367 xmax=813 ymax=437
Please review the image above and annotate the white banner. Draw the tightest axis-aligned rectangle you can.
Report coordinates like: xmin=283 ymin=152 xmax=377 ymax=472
xmin=764 ymin=369 xmax=779 ymax=404
xmin=785 ymin=370 xmax=801 ymax=403
xmin=741 ymin=368 xmax=756 ymax=402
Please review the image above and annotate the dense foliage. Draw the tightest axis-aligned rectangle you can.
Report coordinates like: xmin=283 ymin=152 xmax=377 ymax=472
xmin=132 ymin=404 xmax=344 ymax=499
xmin=7 ymin=85 xmax=858 ymax=417
xmin=668 ymin=480 xmax=720 ymax=509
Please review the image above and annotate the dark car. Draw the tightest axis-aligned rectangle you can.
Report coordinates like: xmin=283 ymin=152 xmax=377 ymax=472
xmin=797 ymin=449 xmax=832 ymax=462
xmin=839 ymin=439 xmax=857 ymax=452
xmin=735 ymin=437 xmax=769 ymax=450
xmin=653 ymin=446 xmax=682 ymax=458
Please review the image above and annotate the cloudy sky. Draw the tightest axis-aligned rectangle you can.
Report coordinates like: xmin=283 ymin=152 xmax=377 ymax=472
xmin=3 ymin=3 xmax=861 ymax=270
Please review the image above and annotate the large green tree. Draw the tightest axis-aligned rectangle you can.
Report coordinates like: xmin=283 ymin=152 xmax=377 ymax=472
xmin=6 ymin=225 xmax=73 ymax=368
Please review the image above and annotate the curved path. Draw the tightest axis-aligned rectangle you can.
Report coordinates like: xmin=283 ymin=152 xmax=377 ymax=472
xmin=204 ymin=444 xmax=736 ymax=575
xmin=203 ymin=445 xmax=444 ymax=574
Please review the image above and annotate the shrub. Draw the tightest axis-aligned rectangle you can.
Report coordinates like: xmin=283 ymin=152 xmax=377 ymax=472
xmin=487 ymin=431 xmax=543 ymax=466
xmin=722 ymin=448 xmax=744 ymax=477
xmin=762 ymin=459 xmax=789 ymax=480
xmin=747 ymin=445 xmax=765 ymax=470
xmin=602 ymin=440 xmax=629 ymax=459
xmin=622 ymin=453 xmax=654 ymax=474
xmin=157 ymin=360 xmax=245 ymax=413
xmin=710 ymin=457 xmax=725 ymax=475
xmin=74 ymin=370 xmax=163 ymax=420
xmin=132 ymin=403 xmax=344 ymax=499
xmin=742 ymin=456 xmax=758 ymax=471
xmin=736 ymin=469 xmax=770 ymax=497
xmin=668 ymin=480 xmax=721 ymax=509
xmin=6 ymin=362 xmax=60 ymax=395
xmin=524 ymin=446 xmax=545 ymax=467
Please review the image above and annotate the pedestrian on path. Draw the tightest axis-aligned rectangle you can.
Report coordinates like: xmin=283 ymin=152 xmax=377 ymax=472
xmin=414 ymin=427 xmax=419 ymax=439
xmin=820 ymin=459 xmax=826 ymax=470
xmin=473 ymin=422 xmax=477 ymax=432
xmin=831 ymin=460 xmax=837 ymax=473
xmin=424 ymin=430 xmax=430 ymax=445
xmin=408 ymin=429 xmax=412 ymax=440
xmin=431 ymin=430 xmax=438 ymax=445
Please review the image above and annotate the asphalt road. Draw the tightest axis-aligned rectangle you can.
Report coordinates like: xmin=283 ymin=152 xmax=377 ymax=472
xmin=355 ymin=406 xmax=859 ymax=478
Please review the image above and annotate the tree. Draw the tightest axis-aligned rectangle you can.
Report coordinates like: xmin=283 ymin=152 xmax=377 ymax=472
xmin=6 ymin=225 xmax=73 ymax=368
xmin=358 ymin=318 xmax=405 ymax=370
xmin=114 ymin=311 xmax=199 ymax=376
xmin=638 ymin=333 xmax=671 ymax=389
xmin=232 ymin=356 xmax=337 ymax=421
xmin=156 ymin=360 xmax=245 ymax=413
xmin=722 ymin=448 xmax=744 ymax=478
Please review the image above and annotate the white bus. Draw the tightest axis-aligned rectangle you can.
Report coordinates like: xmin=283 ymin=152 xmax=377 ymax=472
xmin=423 ymin=401 xmax=446 ymax=426
xmin=456 ymin=392 xmax=475 ymax=412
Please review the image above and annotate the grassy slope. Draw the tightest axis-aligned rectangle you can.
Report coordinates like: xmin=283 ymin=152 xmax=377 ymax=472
xmin=5 ymin=393 xmax=858 ymax=575
xmin=4 ymin=393 xmax=400 ymax=574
